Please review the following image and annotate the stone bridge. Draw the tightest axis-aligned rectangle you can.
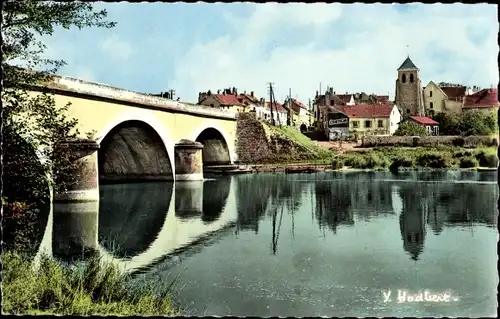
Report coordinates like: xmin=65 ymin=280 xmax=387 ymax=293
xmin=28 ymin=75 xmax=239 ymax=202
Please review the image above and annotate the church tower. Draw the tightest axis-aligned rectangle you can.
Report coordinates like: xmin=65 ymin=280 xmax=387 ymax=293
xmin=395 ymin=56 xmax=424 ymax=118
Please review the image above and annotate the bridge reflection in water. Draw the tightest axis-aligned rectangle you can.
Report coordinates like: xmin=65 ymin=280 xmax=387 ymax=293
xmin=51 ymin=176 xmax=236 ymax=273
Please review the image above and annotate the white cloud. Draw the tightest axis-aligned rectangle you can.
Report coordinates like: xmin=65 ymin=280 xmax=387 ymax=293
xmin=100 ymin=34 xmax=134 ymax=60
xmin=170 ymin=3 xmax=498 ymax=104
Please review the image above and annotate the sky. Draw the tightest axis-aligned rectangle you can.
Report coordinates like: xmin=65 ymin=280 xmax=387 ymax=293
xmin=34 ymin=3 xmax=498 ymax=104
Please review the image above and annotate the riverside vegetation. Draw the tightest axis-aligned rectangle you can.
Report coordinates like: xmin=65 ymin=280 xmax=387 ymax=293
xmin=2 ymin=1 xmax=177 ymax=315
xmin=331 ymin=146 xmax=498 ymax=171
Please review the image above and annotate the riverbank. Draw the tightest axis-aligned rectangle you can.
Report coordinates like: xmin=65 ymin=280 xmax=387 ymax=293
xmin=207 ymin=146 xmax=498 ymax=174
xmin=2 ymin=251 xmax=179 ymax=315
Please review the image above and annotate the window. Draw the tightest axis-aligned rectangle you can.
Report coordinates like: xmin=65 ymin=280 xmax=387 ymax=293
xmin=352 ymin=121 xmax=359 ymax=128
xmin=409 ymin=73 xmax=414 ymax=83
xmin=430 ymin=102 xmax=434 ymax=109
xmin=365 ymin=120 xmax=372 ymax=128
xmin=402 ymin=74 xmax=406 ymax=83
xmin=415 ymin=233 xmax=420 ymax=243
xmin=406 ymin=109 xmax=410 ymax=114
xmin=210 ymin=103 xmax=214 ymax=107
xmin=430 ymin=91 xmax=433 ymax=97
xmin=428 ymin=110 xmax=435 ymax=117
xmin=378 ymin=120 xmax=384 ymax=128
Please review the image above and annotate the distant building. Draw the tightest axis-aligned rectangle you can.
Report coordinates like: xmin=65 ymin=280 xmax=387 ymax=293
xmin=335 ymin=103 xmax=402 ymax=136
xmin=198 ymin=87 xmax=248 ymax=111
xmin=463 ymin=88 xmax=499 ymax=111
xmin=322 ymin=107 xmax=350 ymax=140
xmin=264 ymin=101 xmax=288 ymax=125
xmin=422 ymin=81 xmax=466 ymax=116
xmin=394 ymin=56 xmax=425 ymax=118
xmin=406 ymin=116 xmax=440 ymax=136
xmin=285 ymin=97 xmax=311 ymax=131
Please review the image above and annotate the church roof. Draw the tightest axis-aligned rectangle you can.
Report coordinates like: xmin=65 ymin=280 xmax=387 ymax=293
xmin=398 ymin=56 xmax=418 ymax=70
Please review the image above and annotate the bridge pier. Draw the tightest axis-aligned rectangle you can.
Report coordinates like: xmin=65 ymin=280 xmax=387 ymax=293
xmin=174 ymin=139 xmax=204 ymax=181
xmin=175 ymin=180 xmax=204 ymax=218
xmin=52 ymin=140 xmax=99 ymax=258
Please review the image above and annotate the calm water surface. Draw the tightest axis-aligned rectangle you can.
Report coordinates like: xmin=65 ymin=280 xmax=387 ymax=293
xmin=51 ymin=171 xmax=498 ymax=317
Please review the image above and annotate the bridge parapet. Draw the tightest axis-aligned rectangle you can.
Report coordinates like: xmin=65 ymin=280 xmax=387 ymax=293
xmin=34 ymin=75 xmax=238 ymax=120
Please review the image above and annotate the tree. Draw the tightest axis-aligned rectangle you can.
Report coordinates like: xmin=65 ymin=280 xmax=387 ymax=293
xmin=2 ymin=0 xmax=116 ymax=253
xmin=432 ymin=112 xmax=460 ymax=135
xmin=394 ymin=122 xmax=429 ymax=137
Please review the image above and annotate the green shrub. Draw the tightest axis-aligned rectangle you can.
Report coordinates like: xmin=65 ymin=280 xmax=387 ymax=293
xmin=459 ymin=157 xmax=478 ymax=168
xmin=1 ymin=251 xmax=178 ymax=316
xmin=475 ymin=150 xmax=499 ymax=168
xmin=453 ymin=150 xmax=473 ymax=158
xmin=331 ymin=157 xmax=344 ymax=170
xmin=394 ymin=122 xmax=429 ymax=137
xmin=416 ymin=153 xmax=448 ymax=168
xmin=451 ymin=137 xmax=465 ymax=147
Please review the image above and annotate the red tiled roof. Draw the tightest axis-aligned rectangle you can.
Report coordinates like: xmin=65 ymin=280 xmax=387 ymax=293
xmin=213 ymin=94 xmax=245 ymax=106
xmin=240 ymin=93 xmax=260 ymax=104
xmin=334 ymin=104 xmax=394 ymax=118
xmin=409 ymin=116 xmax=439 ymax=125
xmin=291 ymin=98 xmax=307 ymax=110
xmin=264 ymin=101 xmax=288 ymax=113
xmin=440 ymin=86 xmax=466 ymax=100
xmin=463 ymin=88 xmax=499 ymax=109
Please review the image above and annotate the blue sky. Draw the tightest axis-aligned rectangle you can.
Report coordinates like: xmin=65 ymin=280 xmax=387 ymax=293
xmin=37 ymin=3 xmax=498 ymax=103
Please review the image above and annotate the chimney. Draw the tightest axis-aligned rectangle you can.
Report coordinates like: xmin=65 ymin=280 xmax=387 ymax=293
xmin=333 ymin=91 xmax=336 ymax=95
xmin=217 ymin=89 xmax=220 ymax=94
xmin=250 ymin=91 xmax=254 ymax=97
xmin=207 ymin=90 xmax=212 ymax=95
xmin=260 ymin=97 xmax=265 ymax=105
xmin=316 ymin=90 xmax=319 ymax=98
xmin=198 ymin=92 xmax=202 ymax=102
xmin=244 ymin=90 xmax=246 ymax=95
xmin=232 ymin=87 xmax=236 ymax=95
xmin=329 ymin=87 xmax=333 ymax=94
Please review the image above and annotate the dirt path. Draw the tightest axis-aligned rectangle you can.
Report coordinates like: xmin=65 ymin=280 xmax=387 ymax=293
xmin=314 ymin=140 xmax=371 ymax=154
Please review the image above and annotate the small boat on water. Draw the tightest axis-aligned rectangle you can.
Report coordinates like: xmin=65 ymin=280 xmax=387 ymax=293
xmin=476 ymin=167 xmax=497 ymax=172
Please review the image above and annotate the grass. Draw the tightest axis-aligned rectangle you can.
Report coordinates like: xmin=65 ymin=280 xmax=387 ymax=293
xmin=264 ymin=124 xmax=336 ymax=164
xmin=332 ymin=146 xmax=498 ymax=171
xmin=1 ymin=251 xmax=179 ymax=316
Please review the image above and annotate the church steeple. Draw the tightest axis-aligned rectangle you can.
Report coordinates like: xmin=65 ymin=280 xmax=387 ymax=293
xmin=398 ymin=56 xmax=418 ymax=71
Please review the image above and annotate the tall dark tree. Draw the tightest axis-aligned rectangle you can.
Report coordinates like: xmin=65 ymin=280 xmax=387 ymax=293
xmin=1 ymin=0 xmax=116 ymax=253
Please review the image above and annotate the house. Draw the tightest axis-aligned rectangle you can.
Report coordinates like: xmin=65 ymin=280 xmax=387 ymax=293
xmin=313 ymin=88 xmax=351 ymax=129
xmin=335 ymin=103 xmax=402 ymax=136
xmin=264 ymin=101 xmax=288 ymax=125
xmin=463 ymin=88 xmax=499 ymax=111
xmin=285 ymin=97 xmax=311 ymax=131
xmin=322 ymin=106 xmax=350 ymax=140
xmin=407 ymin=116 xmax=439 ymax=136
xmin=198 ymin=87 xmax=249 ymax=112
xmin=422 ymin=81 xmax=466 ymax=116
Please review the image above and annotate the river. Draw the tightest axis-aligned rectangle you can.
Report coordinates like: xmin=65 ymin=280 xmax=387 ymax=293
xmin=45 ymin=171 xmax=498 ymax=317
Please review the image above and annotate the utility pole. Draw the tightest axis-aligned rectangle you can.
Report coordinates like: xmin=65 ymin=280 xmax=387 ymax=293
xmin=268 ymin=83 xmax=275 ymax=126
xmin=288 ymin=88 xmax=292 ymax=126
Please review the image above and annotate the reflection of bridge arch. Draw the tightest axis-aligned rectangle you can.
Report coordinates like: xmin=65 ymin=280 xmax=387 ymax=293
xmin=97 ymin=109 xmax=176 ymax=180
xmin=189 ymin=121 xmax=236 ymax=164
xmin=97 ymin=177 xmax=238 ymax=273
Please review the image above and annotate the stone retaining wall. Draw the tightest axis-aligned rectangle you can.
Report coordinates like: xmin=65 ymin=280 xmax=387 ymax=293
xmin=361 ymin=135 xmax=498 ymax=148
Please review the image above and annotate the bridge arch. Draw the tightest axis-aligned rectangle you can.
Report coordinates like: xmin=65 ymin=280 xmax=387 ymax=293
xmin=97 ymin=109 xmax=176 ymax=182
xmin=190 ymin=122 xmax=235 ymax=165
xmin=97 ymin=177 xmax=238 ymax=274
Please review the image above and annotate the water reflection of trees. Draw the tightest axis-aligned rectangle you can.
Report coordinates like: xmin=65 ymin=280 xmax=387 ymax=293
xmin=99 ymin=182 xmax=173 ymax=258
xmin=396 ymin=179 xmax=498 ymax=260
xmin=235 ymin=174 xmax=308 ymax=234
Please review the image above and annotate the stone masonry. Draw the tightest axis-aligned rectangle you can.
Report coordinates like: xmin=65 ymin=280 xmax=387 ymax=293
xmin=395 ymin=57 xmax=425 ymax=118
